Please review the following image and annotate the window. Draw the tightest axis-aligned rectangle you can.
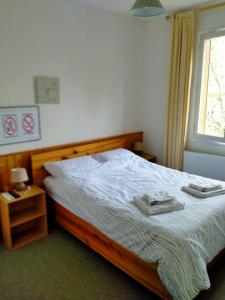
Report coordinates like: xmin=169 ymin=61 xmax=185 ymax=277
xmin=187 ymin=11 xmax=225 ymax=156
xmin=196 ymin=29 xmax=225 ymax=139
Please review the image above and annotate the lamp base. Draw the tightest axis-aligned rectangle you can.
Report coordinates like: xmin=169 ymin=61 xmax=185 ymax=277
xmin=14 ymin=182 xmax=27 ymax=191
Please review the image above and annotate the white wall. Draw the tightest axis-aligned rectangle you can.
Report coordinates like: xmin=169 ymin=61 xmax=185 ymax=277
xmin=141 ymin=9 xmax=225 ymax=164
xmin=0 ymin=0 xmax=144 ymax=155
xmin=140 ymin=8 xmax=225 ymax=164
xmin=140 ymin=18 xmax=172 ymax=163
xmin=1 ymin=0 xmax=224 ymax=166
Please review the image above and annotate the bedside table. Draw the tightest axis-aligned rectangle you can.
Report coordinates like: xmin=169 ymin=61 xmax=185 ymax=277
xmin=0 ymin=185 xmax=48 ymax=250
xmin=137 ymin=152 xmax=157 ymax=163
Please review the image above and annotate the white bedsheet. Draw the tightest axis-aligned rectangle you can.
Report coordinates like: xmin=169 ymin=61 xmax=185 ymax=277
xmin=44 ymin=155 xmax=225 ymax=300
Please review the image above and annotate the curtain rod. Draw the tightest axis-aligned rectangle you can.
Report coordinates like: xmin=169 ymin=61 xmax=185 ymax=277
xmin=166 ymin=2 xmax=225 ymax=20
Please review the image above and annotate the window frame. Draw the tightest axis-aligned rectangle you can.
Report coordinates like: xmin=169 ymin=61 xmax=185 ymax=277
xmin=192 ymin=27 xmax=225 ymax=144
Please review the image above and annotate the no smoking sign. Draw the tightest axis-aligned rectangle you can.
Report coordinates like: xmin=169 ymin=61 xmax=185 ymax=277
xmin=0 ymin=106 xmax=40 ymax=146
xmin=22 ymin=114 xmax=35 ymax=134
xmin=2 ymin=115 xmax=18 ymax=137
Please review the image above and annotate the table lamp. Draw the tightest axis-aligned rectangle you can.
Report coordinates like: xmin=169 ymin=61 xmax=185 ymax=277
xmin=10 ymin=168 xmax=29 ymax=191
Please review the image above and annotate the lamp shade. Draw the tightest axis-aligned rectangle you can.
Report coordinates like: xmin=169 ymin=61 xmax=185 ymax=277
xmin=10 ymin=168 xmax=29 ymax=184
xmin=130 ymin=0 xmax=165 ymax=17
xmin=134 ymin=142 xmax=144 ymax=152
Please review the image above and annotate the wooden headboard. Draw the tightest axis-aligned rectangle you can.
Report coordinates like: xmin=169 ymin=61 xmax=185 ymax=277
xmin=31 ymin=132 xmax=143 ymax=187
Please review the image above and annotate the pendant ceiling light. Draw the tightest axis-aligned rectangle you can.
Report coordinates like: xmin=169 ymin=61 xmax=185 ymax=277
xmin=130 ymin=0 xmax=165 ymax=17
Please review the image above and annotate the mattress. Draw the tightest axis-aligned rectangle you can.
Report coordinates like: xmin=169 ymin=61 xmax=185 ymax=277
xmin=44 ymin=155 xmax=225 ymax=300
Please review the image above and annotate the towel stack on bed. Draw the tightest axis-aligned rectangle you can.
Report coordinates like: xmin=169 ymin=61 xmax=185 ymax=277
xmin=182 ymin=182 xmax=225 ymax=198
xmin=132 ymin=193 xmax=185 ymax=216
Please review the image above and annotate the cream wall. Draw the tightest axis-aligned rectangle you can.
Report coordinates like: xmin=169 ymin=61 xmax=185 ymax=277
xmin=140 ymin=8 xmax=225 ymax=164
xmin=140 ymin=18 xmax=172 ymax=163
xmin=1 ymin=0 xmax=224 ymax=164
xmin=0 ymin=0 xmax=144 ymax=155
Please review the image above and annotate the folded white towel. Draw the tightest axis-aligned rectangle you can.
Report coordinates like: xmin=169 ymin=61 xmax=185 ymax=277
xmin=142 ymin=192 xmax=175 ymax=206
xmin=182 ymin=186 xmax=225 ymax=198
xmin=189 ymin=183 xmax=222 ymax=192
xmin=132 ymin=196 xmax=185 ymax=216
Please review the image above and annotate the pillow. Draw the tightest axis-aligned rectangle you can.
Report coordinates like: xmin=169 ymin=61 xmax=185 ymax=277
xmin=44 ymin=155 xmax=101 ymax=178
xmin=92 ymin=148 xmax=135 ymax=162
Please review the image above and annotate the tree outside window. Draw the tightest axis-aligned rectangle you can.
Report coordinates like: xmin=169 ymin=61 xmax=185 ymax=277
xmin=198 ymin=34 xmax=225 ymax=138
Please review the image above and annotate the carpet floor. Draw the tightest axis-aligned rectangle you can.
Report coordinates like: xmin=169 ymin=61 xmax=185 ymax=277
xmin=0 ymin=227 xmax=225 ymax=300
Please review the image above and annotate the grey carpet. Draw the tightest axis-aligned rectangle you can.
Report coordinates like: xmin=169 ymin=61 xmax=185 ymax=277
xmin=0 ymin=227 xmax=225 ymax=300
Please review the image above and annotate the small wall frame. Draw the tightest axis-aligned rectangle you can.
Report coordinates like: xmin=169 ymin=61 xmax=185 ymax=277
xmin=34 ymin=76 xmax=60 ymax=104
xmin=0 ymin=106 xmax=41 ymax=146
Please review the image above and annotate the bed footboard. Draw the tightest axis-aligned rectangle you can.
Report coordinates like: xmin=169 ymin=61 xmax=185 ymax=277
xmin=52 ymin=201 xmax=172 ymax=300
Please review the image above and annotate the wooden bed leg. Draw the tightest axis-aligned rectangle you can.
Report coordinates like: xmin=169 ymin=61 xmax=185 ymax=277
xmin=164 ymin=295 xmax=172 ymax=300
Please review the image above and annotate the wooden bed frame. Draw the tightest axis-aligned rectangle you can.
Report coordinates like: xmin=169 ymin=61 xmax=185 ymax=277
xmin=31 ymin=132 xmax=172 ymax=299
xmin=31 ymin=132 xmax=224 ymax=300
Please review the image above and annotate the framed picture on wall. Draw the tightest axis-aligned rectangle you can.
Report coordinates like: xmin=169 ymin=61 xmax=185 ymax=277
xmin=0 ymin=106 xmax=41 ymax=146
xmin=34 ymin=76 xmax=60 ymax=104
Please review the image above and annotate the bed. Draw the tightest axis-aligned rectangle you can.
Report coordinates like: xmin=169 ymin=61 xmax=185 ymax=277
xmin=31 ymin=135 xmax=225 ymax=300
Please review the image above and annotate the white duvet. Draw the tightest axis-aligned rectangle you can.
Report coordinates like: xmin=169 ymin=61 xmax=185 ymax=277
xmin=44 ymin=155 xmax=225 ymax=300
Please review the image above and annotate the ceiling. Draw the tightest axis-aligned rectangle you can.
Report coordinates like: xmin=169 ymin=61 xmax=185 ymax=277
xmin=70 ymin=0 xmax=222 ymax=16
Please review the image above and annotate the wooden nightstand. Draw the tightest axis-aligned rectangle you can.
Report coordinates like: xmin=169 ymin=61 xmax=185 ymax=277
xmin=0 ymin=185 xmax=48 ymax=250
xmin=137 ymin=152 xmax=157 ymax=163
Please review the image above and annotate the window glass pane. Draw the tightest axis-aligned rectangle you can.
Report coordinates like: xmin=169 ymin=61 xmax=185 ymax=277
xmin=198 ymin=34 xmax=225 ymax=137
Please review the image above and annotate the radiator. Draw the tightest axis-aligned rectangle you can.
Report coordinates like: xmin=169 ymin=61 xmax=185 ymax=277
xmin=183 ymin=151 xmax=225 ymax=181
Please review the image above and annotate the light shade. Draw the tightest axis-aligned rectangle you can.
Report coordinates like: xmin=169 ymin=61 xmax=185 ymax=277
xmin=130 ymin=0 xmax=165 ymax=17
xmin=11 ymin=168 xmax=29 ymax=184
xmin=134 ymin=142 xmax=144 ymax=152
